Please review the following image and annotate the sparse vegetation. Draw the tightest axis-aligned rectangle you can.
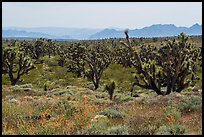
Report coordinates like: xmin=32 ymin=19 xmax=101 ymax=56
xmin=2 ymin=33 xmax=202 ymax=135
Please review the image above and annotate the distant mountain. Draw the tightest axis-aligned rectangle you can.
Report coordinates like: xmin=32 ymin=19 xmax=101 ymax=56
xmin=89 ymin=23 xmax=202 ymax=39
xmin=89 ymin=29 xmax=124 ymax=39
xmin=2 ymin=29 xmax=74 ymax=39
xmin=2 ymin=23 xmax=202 ymax=40
xmin=2 ymin=36 xmax=77 ymax=42
xmin=3 ymin=29 xmax=53 ymax=38
xmin=3 ymin=27 xmax=103 ymax=40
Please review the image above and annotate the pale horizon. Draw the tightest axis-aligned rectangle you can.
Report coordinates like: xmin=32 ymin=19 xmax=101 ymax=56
xmin=3 ymin=23 xmax=202 ymax=30
xmin=2 ymin=2 xmax=202 ymax=29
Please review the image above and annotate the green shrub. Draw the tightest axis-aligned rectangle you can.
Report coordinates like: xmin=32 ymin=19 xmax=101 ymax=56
xmin=19 ymin=84 xmax=33 ymax=88
xmin=95 ymin=92 xmax=108 ymax=99
xmin=156 ymin=125 xmax=188 ymax=135
xmin=91 ymin=116 xmax=110 ymax=131
xmin=163 ymin=106 xmax=181 ymax=122
xmin=177 ymin=96 xmax=202 ymax=113
xmin=12 ymin=86 xmax=24 ymax=92
xmin=182 ymin=90 xmax=194 ymax=95
xmin=99 ymin=108 xmax=126 ymax=118
xmin=127 ymin=115 xmax=158 ymax=135
xmin=120 ymin=96 xmax=135 ymax=102
xmin=49 ymin=99 xmax=77 ymax=119
xmin=42 ymin=56 xmax=59 ymax=67
xmin=112 ymin=93 xmax=122 ymax=101
xmin=107 ymin=125 xmax=129 ymax=135
xmin=11 ymin=85 xmax=33 ymax=93
xmin=93 ymin=98 xmax=109 ymax=105
xmin=113 ymin=94 xmax=135 ymax=103
xmin=80 ymin=116 xmax=110 ymax=135
xmin=2 ymin=75 xmax=11 ymax=85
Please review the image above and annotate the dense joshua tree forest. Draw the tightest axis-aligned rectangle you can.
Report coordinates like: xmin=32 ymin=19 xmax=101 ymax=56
xmin=2 ymin=32 xmax=202 ymax=135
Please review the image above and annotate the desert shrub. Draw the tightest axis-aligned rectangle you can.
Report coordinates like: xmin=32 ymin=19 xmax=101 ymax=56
xmin=79 ymin=116 xmax=110 ymax=135
xmin=12 ymin=86 xmax=24 ymax=92
xmin=95 ymin=92 xmax=109 ymax=99
xmin=156 ymin=125 xmax=188 ymax=135
xmin=44 ymin=81 xmax=60 ymax=91
xmin=136 ymin=97 xmax=151 ymax=105
xmin=42 ymin=56 xmax=59 ymax=67
xmin=120 ymin=96 xmax=135 ymax=102
xmin=99 ymin=108 xmax=126 ymax=118
xmin=2 ymin=75 xmax=11 ymax=85
xmin=31 ymin=88 xmax=47 ymax=96
xmin=147 ymin=96 xmax=169 ymax=105
xmin=75 ymin=89 xmax=94 ymax=97
xmin=11 ymin=85 xmax=33 ymax=93
xmin=127 ymin=115 xmax=158 ymax=135
xmin=29 ymin=96 xmax=98 ymax=134
xmin=52 ymin=79 xmax=68 ymax=87
xmin=113 ymin=94 xmax=135 ymax=102
xmin=52 ymin=89 xmax=74 ymax=97
xmin=107 ymin=125 xmax=129 ymax=135
xmin=182 ymin=90 xmax=194 ymax=95
xmin=93 ymin=98 xmax=109 ymax=105
xmin=47 ymin=99 xmax=77 ymax=118
xmin=11 ymin=85 xmax=46 ymax=96
xmin=2 ymin=98 xmax=52 ymax=135
xmin=163 ymin=106 xmax=181 ymax=123
xmin=5 ymin=95 xmax=16 ymax=100
xmin=19 ymin=83 xmax=33 ymax=88
xmin=177 ymin=96 xmax=202 ymax=113
xmin=112 ymin=93 xmax=123 ymax=100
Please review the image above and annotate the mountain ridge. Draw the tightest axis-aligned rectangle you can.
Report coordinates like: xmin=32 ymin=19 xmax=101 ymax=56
xmin=3 ymin=23 xmax=202 ymax=40
xmin=89 ymin=23 xmax=202 ymax=39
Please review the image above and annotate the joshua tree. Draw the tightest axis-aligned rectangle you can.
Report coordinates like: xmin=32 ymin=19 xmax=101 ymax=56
xmin=156 ymin=33 xmax=201 ymax=94
xmin=85 ymin=42 xmax=113 ymax=90
xmin=67 ymin=43 xmax=86 ymax=77
xmin=57 ymin=46 xmax=68 ymax=67
xmin=33 ymin=38 xmax=46 ymax=60
xmin=2 ymin=46 xmax=35 ymax=85
xmin=19 ymin=38 xmax=46 ymax=63
xmin=45 ymin=39 xmax=56 ymax=58
xmin=121 ymin=31 xmax=201 ymax=95
xmin=114 ymin=45 xmax=133 ymax=67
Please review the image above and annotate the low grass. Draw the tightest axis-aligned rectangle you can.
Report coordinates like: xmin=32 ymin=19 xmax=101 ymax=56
xmin=2 ymin=52 xmax=202 ymax=135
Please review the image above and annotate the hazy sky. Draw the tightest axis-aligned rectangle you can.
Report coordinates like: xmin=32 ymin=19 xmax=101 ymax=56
xmin=2 ymin=2 xmax=202 ymax=29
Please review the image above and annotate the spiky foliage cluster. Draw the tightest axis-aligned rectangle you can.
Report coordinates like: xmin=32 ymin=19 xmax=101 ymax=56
xmin=56 ymin=44 xmax=68 ymax=67
xmin=156 ymin=33 xmax=201 ymax=94
xmin=67 ymin=43 xmax=86 ymax=77
xmin=85 ymin=42 xmax=113 ymax=89
xmin=19 ymin=38 xmax=59 ymax=63
xmin=44 ymin=39 xmax=58 ymax=58
xmin=19 ymin=40 xmax=33 ymax=56
xmin=18 ymin=38 xmax=46 ymax=62
xmin=2 ymin=46 xmax=35 ymax=85
xmin=114 ymin=46 xmax=133 ymax=67
xmin=121 ymin=31 xmax=201 ymax=95
xmin=32 ymin=38 xmax=46 ymax=60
